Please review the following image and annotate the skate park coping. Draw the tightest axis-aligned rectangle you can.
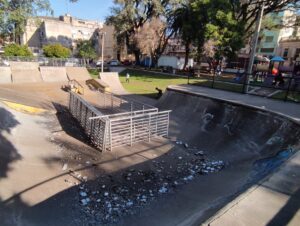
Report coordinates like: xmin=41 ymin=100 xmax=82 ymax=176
xmin=167 ymin=85 xmax=300 ymax=124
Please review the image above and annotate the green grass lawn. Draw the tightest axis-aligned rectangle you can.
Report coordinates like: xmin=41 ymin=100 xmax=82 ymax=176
xmin=118 ymin=69 xmax=244 ymax=98
xmin=119 ymin=69 xmax=190 ymax=98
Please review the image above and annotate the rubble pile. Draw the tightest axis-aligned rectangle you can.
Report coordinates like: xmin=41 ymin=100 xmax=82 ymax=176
xmin=73 ymin=140 xmax=226 ymax=224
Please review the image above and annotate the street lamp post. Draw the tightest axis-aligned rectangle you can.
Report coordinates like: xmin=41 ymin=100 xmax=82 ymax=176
xmin=244 ymin=2 xmax=265 ymax=93
xmin=101 ymin=32 xmax=106 ymax=74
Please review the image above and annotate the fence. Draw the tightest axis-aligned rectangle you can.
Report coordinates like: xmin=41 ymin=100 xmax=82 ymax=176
xmin=69 ymin=91 xmax=171 ymax=152
xmin=0 ymin=56 xmax=88 ymax=67
xmin=187 ymin=69 xmax=300 ymax=103
xmin=95 ymin=90 xmax=157 ymax=114
xmin=105 ymin=110 xmax=170 ymax=151
xmin=69 ymin=91 xmax=108 ymax=151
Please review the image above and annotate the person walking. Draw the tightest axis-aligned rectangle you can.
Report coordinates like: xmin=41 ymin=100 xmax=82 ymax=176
xmin=126 ymin=72 xmax=130 ymax=83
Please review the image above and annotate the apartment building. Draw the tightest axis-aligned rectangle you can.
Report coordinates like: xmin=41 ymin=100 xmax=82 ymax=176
xmin=21 ymin=14 xmax=117 ymax=60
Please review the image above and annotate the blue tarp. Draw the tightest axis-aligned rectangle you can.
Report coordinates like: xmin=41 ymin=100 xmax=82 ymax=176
xmin=271 ymin=56 xmax=285 ymax=62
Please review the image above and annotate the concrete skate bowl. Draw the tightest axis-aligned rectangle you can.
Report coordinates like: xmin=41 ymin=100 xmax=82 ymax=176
xmin=0 ymin=67 xmax=12 ymax=84
xmin=154 ymin=87 xmax=300 ymax=222
xmin=66 ymin=67 xmax=91 ymax=81
xmin=40 ymin=67 xmax=68 ymax=82
xmin=10 ymin=62 xmax=42 ymax=83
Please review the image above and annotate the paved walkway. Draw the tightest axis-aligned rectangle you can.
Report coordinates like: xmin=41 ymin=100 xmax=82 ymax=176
xmin=168 ymin=84 xmax=300 ymax=123
xmin=168 ymin=85 xmax=300 ymax=226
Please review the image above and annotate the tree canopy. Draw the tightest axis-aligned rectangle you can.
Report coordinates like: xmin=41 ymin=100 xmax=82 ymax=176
xmin=106 ymin=0 xmax=184 ymax=63
xmin=0 ymin=0 xmax=52 ymax=43
xmin=43 ymin=44 xmax=71 ymax=58
xmin=76 ymin=40 xmax=97 ymax=60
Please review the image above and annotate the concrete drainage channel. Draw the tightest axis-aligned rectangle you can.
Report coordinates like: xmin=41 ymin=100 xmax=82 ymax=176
xmin=69 ymin=91 xmax=171 ymax=151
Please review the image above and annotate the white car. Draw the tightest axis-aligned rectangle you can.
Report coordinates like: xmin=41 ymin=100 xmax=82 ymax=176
xmin=109 ymin=60 xmax=120 ymax=66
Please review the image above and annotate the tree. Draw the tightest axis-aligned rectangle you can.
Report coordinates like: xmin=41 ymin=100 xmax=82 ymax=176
xmin=107 ymin=0 xmax=184 ymax=64
xmin=43 ymin=44 xmax=71 ymax=58
xmin=134 ymin=18 xmax=172 ymax=66
xmin=76 ymin=40 xmax=97 ymax=60
xmin=4 ymin=43 xmax=33 ymax=57
xmin=0 ymin=0 xmax=52 ymax=44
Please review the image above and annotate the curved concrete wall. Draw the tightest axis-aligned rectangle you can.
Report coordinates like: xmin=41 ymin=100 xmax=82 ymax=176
xmin=66 ymin=67 xmax=91 ymax=81
xmin=10 ymin=62 xmax=42 ymax=83
xmin=10 ymin=62 xmax=39 ymax=70
xmin=0 ymin=67 xmax=12 ymax=84
xmin=157 ymin=89 xmax=300 ymax=162
xmin=99 ymin=72 xmax=127 ymax=94
xmin=40 ymin=67 xmax=68 ymax=82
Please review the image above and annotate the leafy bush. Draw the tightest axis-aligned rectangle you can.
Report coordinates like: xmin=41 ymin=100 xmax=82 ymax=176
xmin=4 ymin=44 xmax=33 ymax=57
xmin=43 ymin=44 xmax=71 ymax=58
xmin=76 ymin=40 xmax=97 ymax=60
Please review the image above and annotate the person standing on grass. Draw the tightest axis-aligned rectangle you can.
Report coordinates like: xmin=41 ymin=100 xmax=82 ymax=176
xmin=126 ymin=72 xmax=130 ymax=83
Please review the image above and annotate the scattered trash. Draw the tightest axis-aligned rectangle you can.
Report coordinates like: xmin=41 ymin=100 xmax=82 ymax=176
xmin=159 ymin=186 xmax=168 ymax=194
xmin=62 ymin=163 xmax=68 ymax=171
xmin=80 ymin=191 xmax=88 ymax=197
xmin=81 ymin=198 xmax=90 ymax=206
xmin=74 ymin=143 xmax=226 ymax=225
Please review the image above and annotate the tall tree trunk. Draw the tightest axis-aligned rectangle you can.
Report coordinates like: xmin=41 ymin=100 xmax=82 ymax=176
xmin=184 ymin=41 xmax=190 ymax=70
xmin=134 ymin=50 xmax=140 ymax=65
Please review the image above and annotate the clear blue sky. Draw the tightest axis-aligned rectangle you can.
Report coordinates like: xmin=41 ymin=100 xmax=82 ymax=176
xmin=48 ymin=0 xmax=114 ymax=22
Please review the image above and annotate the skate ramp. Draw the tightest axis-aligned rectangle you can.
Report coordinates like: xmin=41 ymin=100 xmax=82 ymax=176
xmin=100 ymin=72 xmax=127 ymax=95
xmin=66 ymin=67 xmax=91 ymax=81
xmin=10 ymin=62 xmax=42 ymax=83
xmin=157 ymin=87 xmax=300 ymax=163
xmin=10 ymin=62 xmax=39 ymax=71
xmin=0 ymin=67 xmax=12 ymax=84
xmin=40 ymin=67 xmax=68 ymax=82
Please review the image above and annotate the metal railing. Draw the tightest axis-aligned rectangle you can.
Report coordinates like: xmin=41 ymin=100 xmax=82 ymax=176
xmin=0 ymin=56 xmax=88 ymax=67
xmin=69 ymin=91 xmax=171 ymax=152
xmin=187 ymin=69 xmax=300 ymax=103
xmin=95 ymin=90 xmax=157 ymax=113
xmin=69 ymin=92 xmax=108 ymax=151
xmin=106 ymin=110 xmax=170 ymax=151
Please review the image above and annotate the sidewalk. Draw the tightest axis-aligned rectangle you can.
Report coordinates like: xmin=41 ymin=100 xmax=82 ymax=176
xmin=206 ymin=150 xmax=300 ymax=226
xmin=168 ymin=84 xmax=300 ymax=226
xmin=168 ymin=84 xmax=300 ymax=123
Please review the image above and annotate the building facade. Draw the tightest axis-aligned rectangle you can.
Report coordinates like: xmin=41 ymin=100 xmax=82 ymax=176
xmin=21 ymin=14 xmax=117 ymax=60
xmin=257 ymin=10 xmax=296 ymax=57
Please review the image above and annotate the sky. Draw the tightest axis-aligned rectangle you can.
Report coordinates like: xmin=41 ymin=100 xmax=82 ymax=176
xmin=48 ymin=0 xmax=114 ymax=22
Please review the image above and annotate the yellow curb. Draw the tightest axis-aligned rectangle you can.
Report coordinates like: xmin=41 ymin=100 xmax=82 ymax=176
xmin=2 ymin=100 xmax=48 ymax=114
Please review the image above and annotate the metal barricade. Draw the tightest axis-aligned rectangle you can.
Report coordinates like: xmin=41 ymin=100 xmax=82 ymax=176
xmin=69 ymin=91 xmax=171 ymax=152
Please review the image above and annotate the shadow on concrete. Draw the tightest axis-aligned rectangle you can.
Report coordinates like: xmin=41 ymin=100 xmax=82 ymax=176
xmin=267 ymin=187 xmax=300 ymax=226
xmin=264 ymin=161 xmax=300 ymax=226
xmin=1 ymin=91 xmax=300 ymax=226
xmin=0 ymin=107 xmax=21 ymax=179
xmin=52 ymin=102 xmax=90 ymax=144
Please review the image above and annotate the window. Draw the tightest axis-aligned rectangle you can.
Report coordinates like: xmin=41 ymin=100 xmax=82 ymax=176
xmin=260 ymin=48 xmax=274 ymax=53
xmin=283 ymin=48 xmax=289 ymax=58
xmin=265 ymin=36 xmax=274 ymax=42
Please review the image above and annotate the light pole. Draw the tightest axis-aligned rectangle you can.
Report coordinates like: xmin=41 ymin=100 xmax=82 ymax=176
xmin=244 ymin=2 xmax=265 ymax=93
xmin=101 ymin=32 xmax=106 ymax=74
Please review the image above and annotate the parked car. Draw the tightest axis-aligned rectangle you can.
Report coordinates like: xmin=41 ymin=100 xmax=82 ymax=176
xmin=96 ymin=60 xmax=103 ymax=67
xmin=122 ymin=59 xmax=132 ymax=66
xmin=109 ymin=59 xmax=120 ymax=66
